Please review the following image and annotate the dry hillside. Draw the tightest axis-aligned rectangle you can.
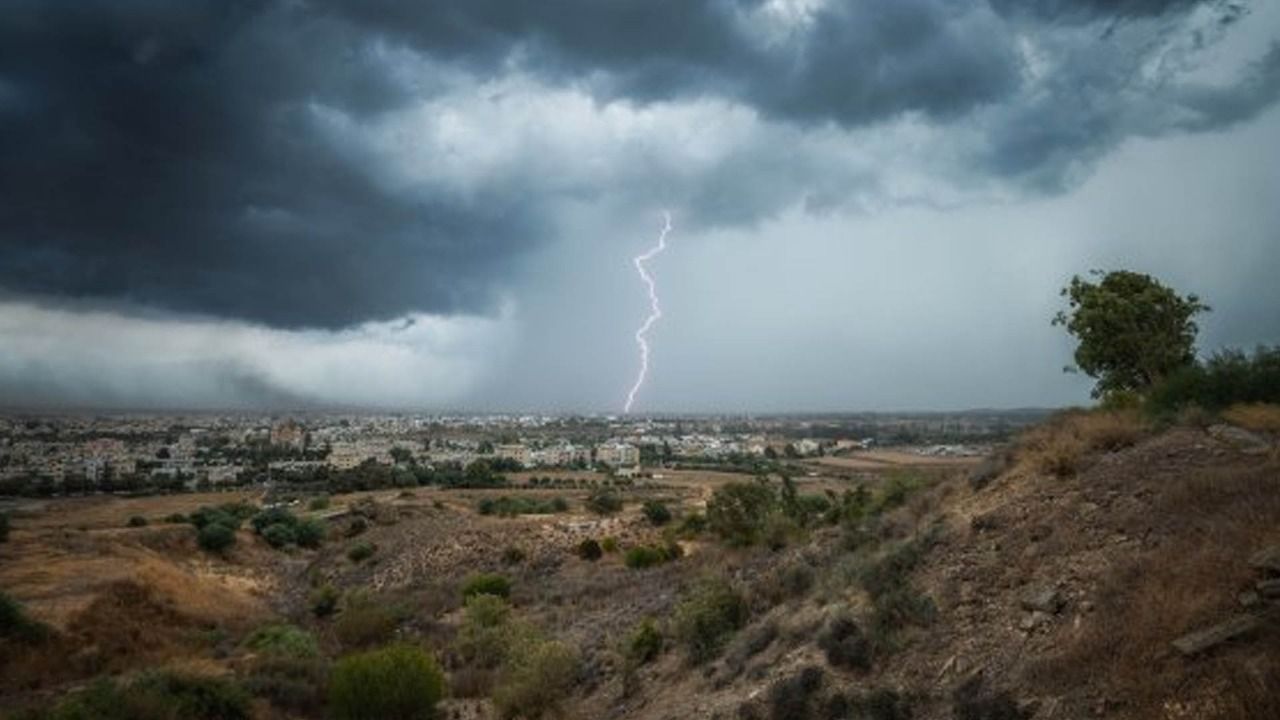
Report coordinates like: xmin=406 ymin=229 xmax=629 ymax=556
xmin=1 ymin=413 xmax=1277 ymax=720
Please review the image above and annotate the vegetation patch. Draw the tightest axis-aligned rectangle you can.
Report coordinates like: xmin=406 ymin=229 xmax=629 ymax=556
xmin=673 ymin=577 xmax=748 ymax=664
xmin=19 ymin=671 xmax=251 ymax=720
xmin=623 ymin=542 xmax=682 ymax=569
xmin=461 ymin=573 xmax=512 ymax=601
xmin=335 ymin=593 xmax=401 ymax=649
xmin=329 ymin=644 xmax=445 ymax=720
xmin=477 ymin=496 xmax=569 ymax=516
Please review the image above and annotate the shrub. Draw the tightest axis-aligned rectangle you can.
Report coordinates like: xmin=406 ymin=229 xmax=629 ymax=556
xmin=307 ymin=494 xmax=330 ymax=511
xmin=676 ymin=511 xmax=707 ymax=537
xmin=329 ymin=644 xmax=445 ymax=720
xmin=127 ymin=515 xmax=148 ymax=528
xmin=262 ymin=523 xmax=296 ymax=549
xmin=345 ymin=517 xmax=368 ymax=537
xmin=455 ymin=595 xmax=513 ymax=669
xmin=251 ymin=507 xmax=296 ymax=534
xmin=818 ymin=614 xmax=872 ymax=671
xmin=673 ymin=577 xmax=748 ymax=664
xmin=0 ymin=591 xmax=51 ymax=643
xmin=491 ymin=636 xmax=579 ymax=720
xmin=600 ymin=536 xmax=620 ymax=553
xmin=163 ymin=512 xmax=187 ymax=524
xmin=294 ymin=518 xmax=326 ymax=548
xmin=624 ymin=546 xmax=666 ymax=569
xmin=577 ymin=539 xmax=603 ymax=561
xmin=197 ymin=523 xmax=236 ymax=554
xmin=477 ymin=496 xmax=567 ymax=517
xmin=242 ymin=653 xmax=329 ymax=715
xmin=347 ymin=542 xmax=376 ymax=563
xmin=624 ymin=618 xmax=663 ymax=666
xmin=335 ymin=594 xmax=400 ymax=649
xmin=502 ymin=546 xmax=527 ymax=564
xmin=37 ymin=672 xmax=251 ymax=720
xmin=244 ymin=624 xmax=319 ymax=658
xmin=190 ymin=502 xmax=255 ymax=530
xmin=585 ymin=489 xmax=623 ymax=515
xmin=1147 ymin=346 xmax=1280 ymax=415
xmin=310 ymin=584 xmax=339 ymax=618
xmin=706 ymin=482 xmax=779 ymax=547
xmin=461 ymin=573 xmax=511 ymax=601
xmin=642 ymin=500 xmax=672 ymax=526
xmin=767 ymin=666 xmax=826 ymax=720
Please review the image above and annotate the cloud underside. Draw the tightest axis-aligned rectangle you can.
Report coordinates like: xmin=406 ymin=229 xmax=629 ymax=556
xmin=0 ymin=0 xmax=1276 ymax=330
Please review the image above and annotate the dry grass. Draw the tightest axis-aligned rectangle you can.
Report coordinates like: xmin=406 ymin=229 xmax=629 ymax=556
xmin=1221 ymin=403 xmax=1280 ymax=435
xmin=1032 ymin=460 xmax=1280 ymax=719
xmin=1015 ymin=409 xmax=1147 ymax=478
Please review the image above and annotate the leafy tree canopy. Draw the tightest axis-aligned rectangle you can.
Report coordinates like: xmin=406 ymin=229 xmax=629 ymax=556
xmin=1054 ymin=270 xmax=1209 ymax=398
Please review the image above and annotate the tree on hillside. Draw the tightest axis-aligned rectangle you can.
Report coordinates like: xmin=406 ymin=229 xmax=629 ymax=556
xmin=1054 ymin=270 xmax=1209 ymax=398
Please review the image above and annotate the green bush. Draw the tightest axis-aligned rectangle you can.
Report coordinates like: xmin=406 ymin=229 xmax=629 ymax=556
xmin=585 ymin=489 xmax=623 ymax=515
xmin=0 ymin=591 xmax=51 ymax=643
xmin=673 ymin=578 xmax=748 ymax=664
xmin=329 ymin=644 xmax=445 ymax=720
xmin=706 ymin=482 xmax=779 ymax=547
xmin=190 ymin=502 xmax=255 ymax=530
xmin=577 ymin=539 xmax=603 ymax=561
xmin=33 ymin=671 xmax=251 ymax=720
xmin=251 ymin=507 xmax=296 ymax=534
xmin=335 ymin=593 xmax=399 ymax=649
xmin=308 ymin=495 xmax=331 ymax=511
xmin=163 ymin=512 xmax=187 ymax=524
xmin=197 ymin=523 xmax=236 ymax=554
xmin=310 ymin=584 xmax=339 ymax=618
xmin=244 ymin=624 xmax=319 ymax=658
xmin=624 ymin=541 xmax=682 ymax=569
xmin=461 ymin=573 xmax=511 ymax=601
xmin=127 ymin=515 xmax=148 ymax=528
xmin=477 ymin=496 xmax=569 ymax=517
xmin=600 ymin=536 xmax=620 ymax=553
xmin=624 ymin=546 xmax=665 ymax=569
xmin=1147 ymin=346 xmax=1280 ymax=415
xmin=294 ymin=518 xmax=326 ymax=548
xmin=624 ymin=618 xmax=663 ymax=666
xmin=261 ymin=523 xmax=296 ymax=549
xmin=641 ymin=500 xmax=672 ymax=526
xmin=491 ymin=637 xmax=579 ymax=720
xmin=347 ymin=542 xmax=376 ymax=563
xmin=454 ymin=595 xmax=513 ymax=668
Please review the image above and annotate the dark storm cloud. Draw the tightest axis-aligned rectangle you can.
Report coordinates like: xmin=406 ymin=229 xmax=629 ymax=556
xmin=0 ymin=0 xmax=539 ymax=328
xmin=315 ymin=0 xmax=1025 ymax=127
xmin=0 ymin=0 xmax=1275 ymax=330
xmin=988 ymin=0 xmax=1209 ymax=21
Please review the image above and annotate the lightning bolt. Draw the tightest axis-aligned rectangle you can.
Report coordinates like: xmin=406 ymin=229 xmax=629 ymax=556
xmin=624 ymin=210 xmax=673 ymax=413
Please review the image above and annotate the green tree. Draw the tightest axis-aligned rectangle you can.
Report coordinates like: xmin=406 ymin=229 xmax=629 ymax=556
xmin=1054 ymin=270 xmax=1209 ymax=398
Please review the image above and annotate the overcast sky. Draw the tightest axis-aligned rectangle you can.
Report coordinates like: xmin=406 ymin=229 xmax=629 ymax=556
xmin=1 ymin=0 xmax=1278 ymax=412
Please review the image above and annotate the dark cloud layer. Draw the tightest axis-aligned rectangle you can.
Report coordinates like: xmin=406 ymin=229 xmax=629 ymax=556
xmin=0 ymin=0 xmax=1274 ymax=329
xmin=0 ymin=0 xmax=535 ymax=328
